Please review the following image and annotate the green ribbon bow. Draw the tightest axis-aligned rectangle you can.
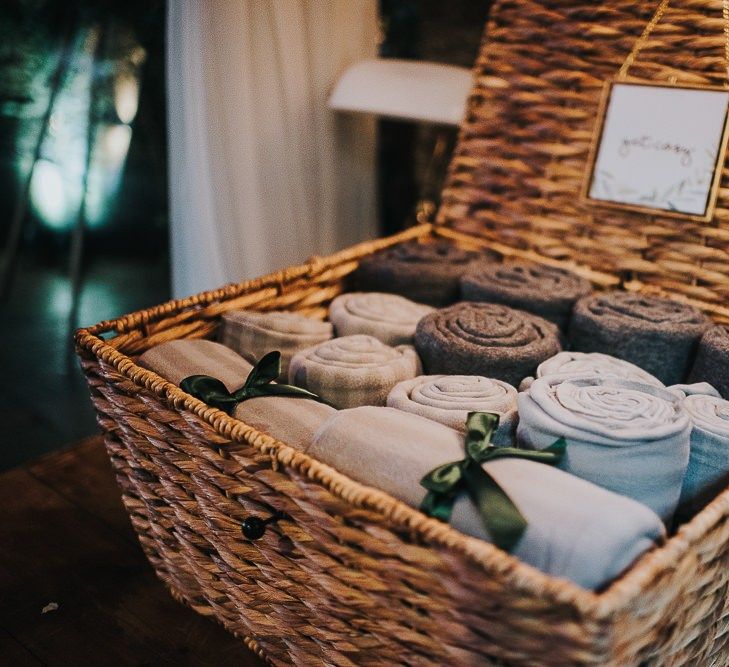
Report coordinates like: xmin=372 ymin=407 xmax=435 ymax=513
xmin=180 ymin=350 xmax=323 ymax=414
xmin=420 ymin=411 xmax=566 ymax=552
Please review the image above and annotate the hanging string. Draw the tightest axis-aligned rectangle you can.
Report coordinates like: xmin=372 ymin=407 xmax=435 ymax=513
xmin=617 ymin=0 xmax=729 ymax=84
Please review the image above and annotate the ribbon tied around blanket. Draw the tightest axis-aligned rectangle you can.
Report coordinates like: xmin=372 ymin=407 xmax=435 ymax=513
xmin=420 ymin=412 xmax=566 ymax=552
xmin=181 ymin=350 xmax=324 ymax=413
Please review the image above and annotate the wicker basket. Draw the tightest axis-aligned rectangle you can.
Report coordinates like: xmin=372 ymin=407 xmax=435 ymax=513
xmin=75 ymin=1 xmax=729 ymax=664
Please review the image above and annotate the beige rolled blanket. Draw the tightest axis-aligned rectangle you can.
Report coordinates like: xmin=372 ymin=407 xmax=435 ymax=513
xmin=328 ymin=292 xmax=434 ymax=346
xmin=288 ymin=334 xmax=421 ymax=409
xmin=139 ymin=339 xmax=335 ymax=450
xmin=219 ymin=310 xmax=333 ymax=381
xmin=387 ymin=375 xmax=518 ymax=445
xmin=308 ymin=407 xmax=665 ymax=590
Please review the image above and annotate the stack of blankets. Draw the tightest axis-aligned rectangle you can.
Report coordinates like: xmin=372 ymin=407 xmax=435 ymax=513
xmin=138 ymin=241 xmax=729 ymax=591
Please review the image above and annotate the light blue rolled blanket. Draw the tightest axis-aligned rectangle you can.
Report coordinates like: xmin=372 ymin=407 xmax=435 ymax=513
xmin=309 ymin=406 xmax=665 ymax=590
xmin=677 ymin=390 xmax=729 ymax=519
xmin=517 ymin=375 xmax=691 ymax=523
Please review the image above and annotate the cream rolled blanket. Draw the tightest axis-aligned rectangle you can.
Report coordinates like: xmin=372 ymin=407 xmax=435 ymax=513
xmin=519 ymin=351 xmax=664 ymax=391
xmin=308 ymin=407 xmax=665 ymax=590
xmin=688 ymin=325 xmax=729 ymax=399
xmin=138 ymin=339 xmax=335 ymax=450
xmin=677 ymin=392 xmax=729 ymax=519
xmin=517 ymin=375 xmax=691 ymax=523
xmin=460 ymin=261 xmax=592 ymax=329
xmin=328 ymin=292 xmax=434 ymax=346
xmin=353 ymin=241 xmax=490 ymax=306
xmin=219 ymin=310 xmax=333 ymax=381
xmin=387 ymin=375 xmax=518 ymax=445
xmin=288 ymin=335 xmax=421 ymax=409
xmin=569 ymin=291 xmax=712 ymax=385
xmin=414 ymin=302 xmax=562 ymax=387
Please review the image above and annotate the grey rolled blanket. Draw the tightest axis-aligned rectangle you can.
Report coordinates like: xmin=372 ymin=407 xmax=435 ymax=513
xmin=569 ymin=291 xmax=712 ymax=385
xmin=688 ymin=325 xmax=729 ymax=399
xmin=353 ymin=241 xmax=490 ymax=306
xmin=219 ymin=310 xmax=333 ymax=381
xmin=414 ymin=302 xmax=562 ymax=386
xmin=328 ymin=292 xmax=434 ymax=346
xmin=309 ymin=406 xmax=665 ymax=590
xmin=139 ymin=339 xmax=335 ymax=450
xmin=288 ymin=334 xmax=421 ymax=409
xmin=387 ymin=374 xmax=518 ymax=445
xmin=677 ymin=391 xmax=729 ymax=519
xmin=517 ymin=375 xmax=691 ymax=523
xmin=461 ymin=261 xmax=592 ymax=329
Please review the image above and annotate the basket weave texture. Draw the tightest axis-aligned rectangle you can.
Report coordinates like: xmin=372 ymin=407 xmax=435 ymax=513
xmin=75 ymin=2 xmax=729 ymax=665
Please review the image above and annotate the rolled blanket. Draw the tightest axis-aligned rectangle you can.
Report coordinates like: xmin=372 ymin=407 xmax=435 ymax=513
xmin=517 ymin=375 xmax=691 ymax=523
xmin=519 ymin=351 xmax=664 ymax=391
xmin=219 ymin=310 xmax=333 ymax=381
xmin=677 ymin=392 xmax=729 ymax=519
xmin=139 ymin=339 xmax=335 ymax=450
xmin=308 ymin=406 xmax=665 ymax=590
xmin=328 ymin=292 xmax=434 ymax=346
xmin=288 ymin=335 xmax=421 ymax=409
xmin=688 ymin=325 xmax=729 ymax=399
xmin=353 ymin=241 xmax=489 ymax=306
xmin=569 ymin=291 xmax=712 ymax=385
xmin=414 ymin=302 xmax=562 ymax=387
xmin=461 ymin=261 xmax=592 ymax=329
xmin=387 ymin=375 xmax=518 ymax=445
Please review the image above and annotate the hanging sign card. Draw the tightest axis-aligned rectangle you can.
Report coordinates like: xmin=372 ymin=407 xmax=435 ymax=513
xmin=583 ymin=81 xmax=729 ymax=221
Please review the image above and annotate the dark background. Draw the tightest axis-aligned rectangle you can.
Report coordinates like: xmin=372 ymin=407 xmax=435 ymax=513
xmin=0 ymin=0 xmax=490 ymax=470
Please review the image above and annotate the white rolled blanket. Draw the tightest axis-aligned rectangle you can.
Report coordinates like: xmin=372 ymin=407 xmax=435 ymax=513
xmin=139 ymin=339 xmax=335 ymax=450
xmin=387 ymin=375 xmax=518 ymax=445
xmin=328 ymin=292 xmax=434 ymax=346
xmin=519 ymin=351 xmax=664 ymax=391
xmin=517 ymin=376 xmax=691 ymax=523
xmin=219 ymin=310 xmax=333 ymax=381
xmin=289 ymin=335 xmax=422 ymax=409
xmin=309 ymin=407 xmax=665 ymax=590
xmin=677 ymin=391 xmax=729 ymax=519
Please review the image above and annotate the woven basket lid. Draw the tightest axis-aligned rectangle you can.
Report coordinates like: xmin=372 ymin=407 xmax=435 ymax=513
xmin=437 ymin=0 xmax=729 ymax=315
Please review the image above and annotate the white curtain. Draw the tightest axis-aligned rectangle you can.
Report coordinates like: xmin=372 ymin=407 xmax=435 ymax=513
xmin=167 ymin=0 xmax=379 ymax=298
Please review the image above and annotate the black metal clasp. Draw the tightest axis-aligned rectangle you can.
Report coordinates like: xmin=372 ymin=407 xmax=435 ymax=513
xmin=241 ymin=511 xmax=286 ymax=540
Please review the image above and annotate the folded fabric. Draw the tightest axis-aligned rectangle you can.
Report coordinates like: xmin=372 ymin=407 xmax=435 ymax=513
xmin=353 ymin=241 xmax=491 ymax=306
xmin=387 ymin=375 xmax=518 ymax=445
xmin=328 ymin=292 xmax=434 ymax=346
xmin=414 ymin=302 xmax=562 ymax=387
xmin=219 ymin=310 xmax=333 ymax=381
xmin=677 ymin=391 xmax=729 ymax=519
xmin=517 ymin=375 xmax=691 ymax=523
xmin=460 ymin=261 xmax=592 ymax=329
xmin=519 ymin=351 xmax=664 ymax=391
xmin=308 ymin=406 xmax=665 ymax=590
xmin=139 ymin=339 xmax=335 ymax=450
xmin=688 ymin=325 xmax=729 ymax=399
xmin=288 ymin=335 xmax=421 ymax=409
xmin=569 ymin=291 xmax=712 ymax=385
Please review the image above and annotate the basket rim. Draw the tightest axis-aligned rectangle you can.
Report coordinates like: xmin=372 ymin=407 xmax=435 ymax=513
xmin=74 ymin=225 xmax=729 ymax=622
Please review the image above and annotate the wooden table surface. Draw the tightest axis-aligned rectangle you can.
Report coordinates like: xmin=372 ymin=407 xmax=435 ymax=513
xmin=0 ymin=437 xmax=265 ymax=666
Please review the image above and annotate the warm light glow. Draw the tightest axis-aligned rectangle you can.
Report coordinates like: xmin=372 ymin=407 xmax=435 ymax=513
xmin=114 ymin=72 xmax=139 ymax=124
xmin=30 ymin=159 xmax=68 ymax=229
xmin=86 ymin=124 xmax=133 ymax=226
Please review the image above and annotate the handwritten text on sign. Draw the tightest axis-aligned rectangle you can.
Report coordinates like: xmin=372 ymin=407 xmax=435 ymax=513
xmin=587 ymin=83 xmax=729 ymax=217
